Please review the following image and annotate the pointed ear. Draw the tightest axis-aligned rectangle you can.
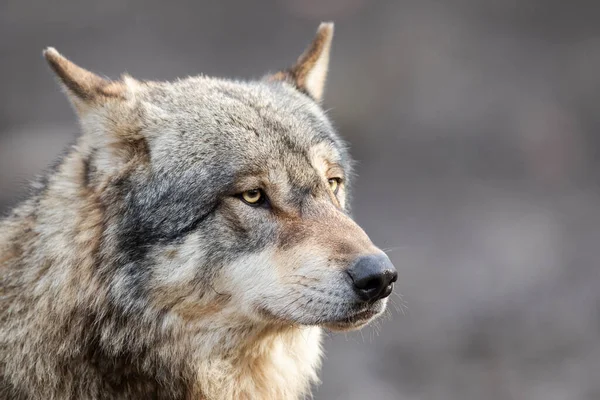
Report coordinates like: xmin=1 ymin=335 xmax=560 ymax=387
xmin=43 ymin=47 xmax=127 ymax=113
xmin=43 ymin=48 xmax=147 ymax=176
xmin=270 ymin=22 xmax=334 ymax=102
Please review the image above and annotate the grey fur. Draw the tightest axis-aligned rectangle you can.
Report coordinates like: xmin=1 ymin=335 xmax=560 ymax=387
xmin=0 ymin=24 xmax=394 ymax=400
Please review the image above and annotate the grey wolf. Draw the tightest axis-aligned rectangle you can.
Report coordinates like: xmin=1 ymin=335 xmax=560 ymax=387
xmin=0 ymin=23 xmax=397 ymax=399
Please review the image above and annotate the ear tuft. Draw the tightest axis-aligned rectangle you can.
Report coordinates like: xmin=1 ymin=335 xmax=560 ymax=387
xmin=270 ymin=22 xmax=334 ymax=102
xmin=43 ymin=47 xmax=125 ymax=110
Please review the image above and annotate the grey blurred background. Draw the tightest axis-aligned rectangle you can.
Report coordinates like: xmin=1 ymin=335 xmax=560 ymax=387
xmin=2 ymin=0 xmax=600 ymax=399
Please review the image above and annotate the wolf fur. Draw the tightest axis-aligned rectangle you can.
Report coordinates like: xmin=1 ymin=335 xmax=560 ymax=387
xmin=0 ymin=23 xmax=395 ymax=399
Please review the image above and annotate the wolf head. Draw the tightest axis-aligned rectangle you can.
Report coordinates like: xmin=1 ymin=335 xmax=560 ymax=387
xmin=44 ymin=23 xmax=396 ymax=333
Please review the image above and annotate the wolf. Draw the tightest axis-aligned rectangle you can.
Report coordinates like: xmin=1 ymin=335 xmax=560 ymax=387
xmin=0 ymin=23 xmax=397 ymax=399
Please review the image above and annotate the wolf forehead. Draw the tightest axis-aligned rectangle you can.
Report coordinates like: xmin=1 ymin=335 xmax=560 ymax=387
xmin=137 ymin=77 xmax=350 ymax=179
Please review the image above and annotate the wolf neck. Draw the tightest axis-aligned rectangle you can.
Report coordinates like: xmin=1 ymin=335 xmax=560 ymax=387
xmin=191 ymin=323 xmax=323 ymax=399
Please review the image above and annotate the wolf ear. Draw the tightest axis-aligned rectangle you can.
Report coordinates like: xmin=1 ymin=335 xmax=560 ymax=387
xmin=269 ymin=22 xmax=334 ymax=102
xmin=43 ymin=47 xmax=129 ymax=113
xmin=44 ymin=48 xmax=147 ymax=175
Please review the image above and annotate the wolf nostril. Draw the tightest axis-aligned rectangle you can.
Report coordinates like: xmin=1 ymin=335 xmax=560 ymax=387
xmin=354 ymin=275 xmax=384 ymax=292
xmin=347 ymin=254 xmax=397 ymax=302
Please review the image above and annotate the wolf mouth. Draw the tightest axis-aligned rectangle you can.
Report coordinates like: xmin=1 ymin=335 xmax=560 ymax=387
xmin=324 ymin=301 xmax=385 ymax=330
xmin=256 ymin=296 xmax=385 ymax=329
xmin=335 ymin=308 xmax=378 ymax=324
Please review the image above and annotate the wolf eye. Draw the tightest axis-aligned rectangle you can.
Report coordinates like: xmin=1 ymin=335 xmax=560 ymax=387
xmin=328 ymin=178 xmax=342 ymax=195
xmin=240 ymin=189 xmax=265 ymax=206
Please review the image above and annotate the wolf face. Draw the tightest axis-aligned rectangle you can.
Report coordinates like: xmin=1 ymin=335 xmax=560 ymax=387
xmin=42 ymin=23 xmax=396 ymax=335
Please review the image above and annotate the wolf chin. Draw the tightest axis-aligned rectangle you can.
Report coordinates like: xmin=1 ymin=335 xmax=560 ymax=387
xmin=0 ymin=23 xmax=397 ymax=399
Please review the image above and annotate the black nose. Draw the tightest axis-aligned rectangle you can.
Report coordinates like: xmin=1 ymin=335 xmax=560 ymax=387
xmin=347 ymin=254 xmax=397 ymax=302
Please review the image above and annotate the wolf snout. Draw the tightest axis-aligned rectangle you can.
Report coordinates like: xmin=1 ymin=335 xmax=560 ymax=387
xmin=346 ymin=254 xmax=397 ymax=302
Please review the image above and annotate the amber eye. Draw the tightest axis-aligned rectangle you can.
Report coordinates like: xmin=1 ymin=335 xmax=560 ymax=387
xmin=240 ymin=189 xmax=265 ymax=206
xmin=328 ymin=178 xmax=342 ymax=195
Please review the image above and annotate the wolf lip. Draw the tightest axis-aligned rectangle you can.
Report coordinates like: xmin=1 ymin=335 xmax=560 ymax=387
xmin=323 ymin=307 xmax=380 ymax=332
xmin=332 ymin=306 xmax=379 ymax=325
xmin=343 ymin=309 xmax=377 ymax=322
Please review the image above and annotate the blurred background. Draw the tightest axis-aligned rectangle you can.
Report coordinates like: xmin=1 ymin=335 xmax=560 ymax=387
xmin=1 ymin=0 xmax=600 ymax=399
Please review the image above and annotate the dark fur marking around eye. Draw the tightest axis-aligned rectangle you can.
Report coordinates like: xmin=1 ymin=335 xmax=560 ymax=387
xmin=113 ymin=167 xmax=229 ymax=270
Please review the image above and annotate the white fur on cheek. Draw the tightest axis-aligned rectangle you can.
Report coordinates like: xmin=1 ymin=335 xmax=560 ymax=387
xmin=217 ymin=249 xmax=282 ymax=319
xmin=151 ymin=233 xmax=207 ymax=286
